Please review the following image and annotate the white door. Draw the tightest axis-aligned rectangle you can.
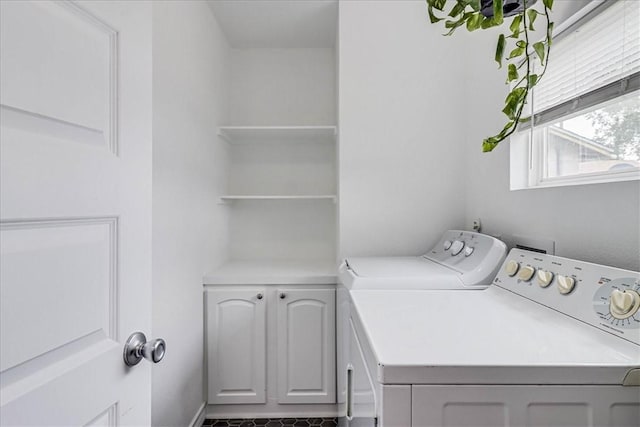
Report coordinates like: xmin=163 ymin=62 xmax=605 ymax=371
xmin=206 ymin=289 xmax=267 ymax=404
xmin=0 ymin=1 xmax=153 ymax=426
xmin=276 ymin=288 xmax=336 ymax=404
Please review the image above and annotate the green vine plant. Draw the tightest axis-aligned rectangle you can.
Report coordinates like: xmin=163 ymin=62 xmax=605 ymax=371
xmin=425 ymin=0 xmax=554 ymax=152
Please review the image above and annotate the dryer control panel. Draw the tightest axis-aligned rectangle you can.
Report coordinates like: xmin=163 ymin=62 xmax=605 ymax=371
xmin=423 ymin=230 xmax=506 ymax=287
xmin=494 ymin=249 xmax=640 ymax=346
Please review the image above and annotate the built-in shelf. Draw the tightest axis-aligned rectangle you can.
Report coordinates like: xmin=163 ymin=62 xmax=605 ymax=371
xmin=203 ymin=259 xmax=338 ymax=285
xmin=220 ymin=195 xmax=337 ymax=203
xmin=218 ymin=126 xmax=337 ymax=144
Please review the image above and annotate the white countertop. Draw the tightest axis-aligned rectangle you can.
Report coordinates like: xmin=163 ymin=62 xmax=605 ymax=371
xmin=204 ymin=259 xmax=337 ymax=285
xmin=350 ymin=286 xmax=640 ymax=385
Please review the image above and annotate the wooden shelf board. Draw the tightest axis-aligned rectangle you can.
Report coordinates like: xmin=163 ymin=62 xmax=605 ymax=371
xmin=220 ymin=195 xmax=337 ymax=203
xmin=218 ymin=126 xmax=337 ymax=144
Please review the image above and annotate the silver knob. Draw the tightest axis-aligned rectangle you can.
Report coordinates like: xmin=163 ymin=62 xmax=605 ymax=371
xmin=279 ymin=292 xmax=286 ymax=299
xmin=257 ymin=293 xmax=263 ymax=300
xmin=123 ymin=332 xmax=166 ymax=367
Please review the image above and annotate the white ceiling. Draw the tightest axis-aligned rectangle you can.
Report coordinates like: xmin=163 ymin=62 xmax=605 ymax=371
xmin=207 ymin=0 xmax=338 ymax=49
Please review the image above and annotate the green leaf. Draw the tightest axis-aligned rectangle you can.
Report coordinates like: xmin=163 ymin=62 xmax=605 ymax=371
xmin=427 ymin=5 xmax=443 ymax=23
xmin=512 ymin=86 xmax=527 ymax=101
xmin=500 ymin=121 xmax=515 ymax=133
xmin=507 ymin=63 xmax=518 ymax=82
xmin=509 ymin=15 xmax=522 ymax=34
xmin=483 ymin=137 xmax=499 ymax=152
xmin=448 ymin=2 xmax=466 ymax=17
xmin=427 ymin=0 xmax=447 ymax=10
xmin=547 ymin=22 xmax=555 ymax=45
xmin=502 ymin=104 xmax=515 ymax=119
xmin=542 ymin=0 xmax=554 ymax=10
xmin=533 ymin=41 xmax=545 ymax=63
xmin=527 ymin=9 xmax=538 ymax=30
xmin=502 ymin=89 xmax=520 ymax=118
xmin=492 ymin=0 xmax=504 ymax=25
xmin=495 ymin=34 xmax=506 ymax=67
xmin=528 ymin=74 xmax=539 ymax=86
xmin=519 ymin=115 xmax=532 ymax=123
xmin=443 ymin=12 xmax=472 ymax=35
xmin=466 ymin=12 xmax=483 ymax=31
xmin=468 ymin=0 xmax=481 ymax=12
xmin=508 ymin=46 xmax=525 ymax=59
xmin=492 ymin=0 xmax=503 ymax=18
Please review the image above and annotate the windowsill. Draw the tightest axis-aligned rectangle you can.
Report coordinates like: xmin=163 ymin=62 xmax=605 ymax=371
xmin=512 ymin=168 xmax=640 ymax=191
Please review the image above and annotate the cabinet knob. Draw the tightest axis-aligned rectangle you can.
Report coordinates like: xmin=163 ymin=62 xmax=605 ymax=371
xmin=257 ymin=293 xmax=263 ymax=300
xmin=279 ymin=292 xmax=286 ymax=299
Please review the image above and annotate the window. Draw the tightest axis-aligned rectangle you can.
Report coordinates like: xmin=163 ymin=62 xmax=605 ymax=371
xmin=510 ymin=0 xmax=640 ymax=189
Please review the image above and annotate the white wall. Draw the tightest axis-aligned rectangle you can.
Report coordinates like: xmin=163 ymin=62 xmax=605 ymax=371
xmin=227 ymin=48 xmax=337 ymax=262
xmin=229 ymin=48 xmax=336 ymax=125
xmin=152 ymin=2 xmax=230 ymax=426
xmin=338 ymin=0 xmax=468 ymax=258
xmin=461 ymin=9 xmax=640 ymax=271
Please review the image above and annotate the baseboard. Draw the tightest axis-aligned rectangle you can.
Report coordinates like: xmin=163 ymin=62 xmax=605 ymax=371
xmin=188 ymin=401 xmax=206 ymax=427
xmin=204 ymin=404 xmax=338 ymax=419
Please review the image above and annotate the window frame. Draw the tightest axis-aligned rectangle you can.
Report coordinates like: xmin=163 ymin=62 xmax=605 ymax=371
xmin=509 ymin=1 xmax=640 ymax=190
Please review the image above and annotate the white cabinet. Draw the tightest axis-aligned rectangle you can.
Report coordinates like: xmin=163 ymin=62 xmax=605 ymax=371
xmin=276 ymin=289 xmax=336 ymax=404
xmin=206 ymin=289 xmax=267 ymax=404
xmin=206 ymin=287 xmax=336 ymax=407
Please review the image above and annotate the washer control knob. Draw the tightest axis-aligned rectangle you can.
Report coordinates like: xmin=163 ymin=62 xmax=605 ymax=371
xmin=450 ymin=240 xmax=465 ymax=256
xmin=504 ymin=260 xmax=520 ymax=277
xmin=444 ymin=240 xmax=452 ymax=250
xmin=537 ymin=270 xmax=554 ymax=288
xmin=557 ymin=275 xmax=576 ymax=295
xmin=518 ymin=266 xmax=535 ymax=282
xmin=464 ymin=246 xmax=474 ymax=257
xmin=609 ymin=289 xmax=640 ymax=319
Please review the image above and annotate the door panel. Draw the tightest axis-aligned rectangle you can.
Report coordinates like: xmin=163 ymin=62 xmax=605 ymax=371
xmin=0 ymin=219 xmax=116 ymax=373
xmin=0 ymin=0 xmax=115 ymax=154
xmin=206 ymin=289 xmax=267 ymax=404
xmin=277 ymin=288 xmax=335 ymax=404
xmin=0 ymin=1 xmax=152 ymax=425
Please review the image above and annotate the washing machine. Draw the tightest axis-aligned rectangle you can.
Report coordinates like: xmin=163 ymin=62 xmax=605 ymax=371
xmin=337 ymin=230 xmax=508 ymax=426
xmin=346 ymin=248 xmax=640 ymax=426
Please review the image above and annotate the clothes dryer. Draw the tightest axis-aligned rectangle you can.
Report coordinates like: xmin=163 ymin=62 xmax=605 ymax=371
xmin=347 ymin=249 xmax=640 ymax=426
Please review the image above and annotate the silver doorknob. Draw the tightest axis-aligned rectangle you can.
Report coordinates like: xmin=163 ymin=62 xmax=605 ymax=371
xmin=123 ymin=332 xmax=166 ymax=367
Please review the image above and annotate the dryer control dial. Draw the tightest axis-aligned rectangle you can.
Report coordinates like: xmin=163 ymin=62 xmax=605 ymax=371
xmin=518 ymin=265 xmax=536 ymax=282
xmin=609 ymin=289 xmax=640 ymax=320
xmin=504 ymin=260 xmax=520 ymax=277
xmin=443 ymin=240 xmax=452 ymax=250
xmin=557 ymin=275 xmax=576 ymax=295
xmin=537 ymin=270 xmax=554 ymax=288
xmin=450 ymin=240 xmax=465 ymax=256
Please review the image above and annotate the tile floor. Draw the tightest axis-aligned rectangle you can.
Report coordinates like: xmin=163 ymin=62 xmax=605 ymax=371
xmin=202 ymin=418 xmax=338 ymax=427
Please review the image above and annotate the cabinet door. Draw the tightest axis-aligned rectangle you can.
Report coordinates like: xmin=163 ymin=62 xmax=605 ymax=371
xmin=206 ymin=289 xmax=266 ymax=404
xmin=276 ymin=288 xmax=336 ymax=404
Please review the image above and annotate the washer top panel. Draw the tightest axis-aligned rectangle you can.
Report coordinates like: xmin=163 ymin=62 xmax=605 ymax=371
xmin=350 ymin=286 xmax=640 ymax=385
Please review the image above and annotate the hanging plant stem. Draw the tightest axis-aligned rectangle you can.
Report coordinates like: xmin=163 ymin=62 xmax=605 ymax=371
xmin=425 ymin=0 xmax=554 ymax=152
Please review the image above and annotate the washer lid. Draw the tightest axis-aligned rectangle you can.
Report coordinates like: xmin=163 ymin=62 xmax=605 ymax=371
xmin=350 ymin=287 xmax=640 ymax=385
xmin=346 ymin=256 xmax=454 ymax=278
xmin=342 ymin=257 xmax=466 ymax=290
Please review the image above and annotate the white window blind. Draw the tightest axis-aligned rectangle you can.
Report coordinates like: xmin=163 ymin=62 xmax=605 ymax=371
xmin=531 ymin=0 xmax=639 ymax=124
